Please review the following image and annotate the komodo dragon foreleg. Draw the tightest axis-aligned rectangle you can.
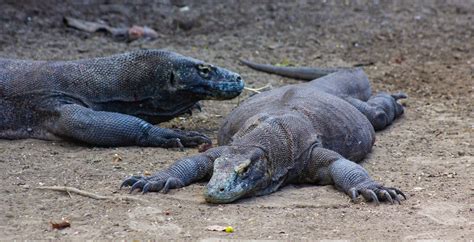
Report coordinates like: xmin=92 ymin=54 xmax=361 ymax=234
xmin=305 ymin=147 xmax=406 ymax=204
xmin=121 ymin=146 xmax=226 ymax=193
xmin=47 ymin=104 xmax=210 ymax=147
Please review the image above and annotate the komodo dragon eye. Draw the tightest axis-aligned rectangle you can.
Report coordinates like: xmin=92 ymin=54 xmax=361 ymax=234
xmin=197 ymin=64 xmax=213 ymax=78
xmin=235 ymin=159 xmax=251 ymax=176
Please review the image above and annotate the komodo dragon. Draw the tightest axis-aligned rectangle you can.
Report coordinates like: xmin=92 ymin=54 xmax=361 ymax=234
xmin=122 ymin=61 xmax=407 ymax=204
xmin=0 ymin=49 xmax=243 ymax=148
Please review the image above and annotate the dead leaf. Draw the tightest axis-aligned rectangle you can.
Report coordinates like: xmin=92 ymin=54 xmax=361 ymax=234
xmin=198 ymin=143 xmax=213 ymax=153
xmin=128 ymin=25 xmax=158 ymax=40
xmin=50 ymin=218 xmax=71 ymax=230
xmin=112 ymin=154 xmax=122 ymax=163
xmin=64 ymin=16 xmax=158 ymax=42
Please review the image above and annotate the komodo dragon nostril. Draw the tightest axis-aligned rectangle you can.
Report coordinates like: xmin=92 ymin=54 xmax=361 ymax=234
xmin=219 ymin=187 xmax=225 ymax=192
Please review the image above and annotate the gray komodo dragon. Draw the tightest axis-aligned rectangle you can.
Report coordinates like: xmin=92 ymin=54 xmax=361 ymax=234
xmin=0 ymin=49 xmax=243 ymax=148
xmin=122 ymin=60 xmax=407 ymax=204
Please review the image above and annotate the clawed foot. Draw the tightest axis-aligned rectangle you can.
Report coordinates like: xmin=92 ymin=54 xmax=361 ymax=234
xmin=171 ymin=129 xmax=211 ymax=148
xmin=120 ymin=174 xmax=185 ymax=194
xmin=146 ymin=127 xmax=211 ymax=148
xmin=391 ymin=92 xmax=407 ymax=100
xmin=376 ymin=92 xmax=406 ymax=117
xmin=348 ymin=181 xmax=406 ymax=205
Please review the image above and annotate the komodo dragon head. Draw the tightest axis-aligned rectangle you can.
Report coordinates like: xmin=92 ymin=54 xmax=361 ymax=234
xmin=159 ymin=51 xmax=244 ymax=100
xmin=203 ymin=112 xmax=315 ymax=203
xmin=204 ymin=147 xmax=274 ymax=203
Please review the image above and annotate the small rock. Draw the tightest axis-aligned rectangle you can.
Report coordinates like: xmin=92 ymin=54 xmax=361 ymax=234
xmin=172 ymin=11 xmax=201 ymax=31
xmin=179 ymin=6 xmax=190 ymax=12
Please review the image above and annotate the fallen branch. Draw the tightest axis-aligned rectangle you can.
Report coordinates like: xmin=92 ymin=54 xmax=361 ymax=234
xmin=37 ymin=186 xmax=148 ymax=203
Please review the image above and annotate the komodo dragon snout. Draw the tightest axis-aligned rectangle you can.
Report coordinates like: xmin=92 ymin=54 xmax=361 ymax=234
xmin=165 ymin=53 xmax=244 ymax=99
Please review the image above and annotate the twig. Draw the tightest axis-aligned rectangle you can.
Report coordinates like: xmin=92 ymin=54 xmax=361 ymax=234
xmin=353 ymin=61 xmax=374 ymax=67
xmin=65 ymin=190 xmax=73 ymax=198
xmin=244 ymin=83 xmax=272 ymax=94
xmin=37 ymin=186 xmax=148 ymax=203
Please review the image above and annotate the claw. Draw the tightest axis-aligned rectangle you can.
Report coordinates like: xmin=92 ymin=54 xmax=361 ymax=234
xmin=120 ymin=175 xmax=143 ymax=189
xmin=361 ymin=189 xmax=380 ymax=205
xmin=120 ymin=180 xmax=130 ymax=189
xmin=130 ymin=179 xmax=146 ymax=193
xmin=386 ymin=186 xmax=406 ymax=200
xmin=162 ymin=179 xmax=171 ymax=194
xmin=182 ymin=135 xmax=211 ymax=148
xmin=387 ymin=189 xmax=401 ymax=204
xmin=391 ymin=92 xmax=407 ymax=100
xmin=142 ymin=183 xmax=151 ymax=194
xmin=170 ymin=129 xmax=211 ymax=148
xmin=142 ymin=180 xmax=165 ymax=194
xmin=162 ymin=177 xmax=185 ymax=193
xmin=381 ymin=190 xmax=394 ymax=204
xmin=349 ymin=187 xmax=359 ymax=202
xmin=176 ymin=138 xmax=184 ymax=151
xmin=369 ymin=190 xmax=380 ymax=205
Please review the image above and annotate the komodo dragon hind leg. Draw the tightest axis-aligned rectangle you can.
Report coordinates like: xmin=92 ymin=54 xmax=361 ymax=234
xmin=342 ymin=92 xmax=406 ymax=131
xmin=47 ymin=104 xmax=211 ymax=148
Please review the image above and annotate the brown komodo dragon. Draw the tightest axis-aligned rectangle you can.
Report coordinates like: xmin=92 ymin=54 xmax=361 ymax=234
xmin=122 ymin=61 xmax=407 ymax=204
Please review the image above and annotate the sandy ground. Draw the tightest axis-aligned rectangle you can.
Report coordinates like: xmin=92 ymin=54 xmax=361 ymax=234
xmin=0 ymin=0 xmax=473 ymax=240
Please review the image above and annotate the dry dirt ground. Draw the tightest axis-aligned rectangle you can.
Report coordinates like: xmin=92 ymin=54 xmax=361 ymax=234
xmin=0 ymin=0 xmax=473 ymax=240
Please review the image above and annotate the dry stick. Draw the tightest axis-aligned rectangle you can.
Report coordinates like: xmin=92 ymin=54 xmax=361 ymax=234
xmin=244 ymin=83 xmax=272 ymax=94
xmin=37 ymin=186 xmax=148 ymax=203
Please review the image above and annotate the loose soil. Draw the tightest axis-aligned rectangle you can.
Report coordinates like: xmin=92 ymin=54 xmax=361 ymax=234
xmin=0 ymin=0 xmax=472 ymax=240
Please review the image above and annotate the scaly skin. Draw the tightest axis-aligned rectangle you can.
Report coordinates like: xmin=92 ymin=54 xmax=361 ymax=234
xmin=123 ymin=62 xmax=406 ymax=204
xmin=0 ymin=49 xmax=244 ymax=147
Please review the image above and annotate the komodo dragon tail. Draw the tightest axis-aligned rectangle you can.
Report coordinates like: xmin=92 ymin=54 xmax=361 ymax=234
xmin=240 ymin=59 xmax=347 ymax=80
